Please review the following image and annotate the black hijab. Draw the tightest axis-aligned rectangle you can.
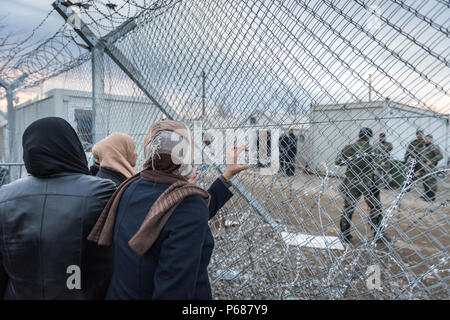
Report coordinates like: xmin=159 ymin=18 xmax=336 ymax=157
xmin=22 ymin=117 xmax=90 ymax=177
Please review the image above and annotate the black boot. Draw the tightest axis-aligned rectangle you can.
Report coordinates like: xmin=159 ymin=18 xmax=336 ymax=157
xmin=340 ymin=232 xmax=353 ymax=244
xmin=424 ymin=191 xmax=436 ymax=202
xmin=340 ymin=217 xmax=353 ymax=244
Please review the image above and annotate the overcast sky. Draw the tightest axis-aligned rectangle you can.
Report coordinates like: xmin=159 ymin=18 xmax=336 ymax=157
xmin=0 ymin=0 xmax=59 ymax=37
xmin=0 ymin=0 xmax=448 ymax=115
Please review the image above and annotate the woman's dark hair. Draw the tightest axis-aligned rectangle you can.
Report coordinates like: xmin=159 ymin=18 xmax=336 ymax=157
xmin=22 ymin=117 xmax=89 ymax=177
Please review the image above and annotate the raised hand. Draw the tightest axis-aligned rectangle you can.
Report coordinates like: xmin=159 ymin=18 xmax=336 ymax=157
xmin=223 ymin=146 xmax=249 ymax=181
xmin=187 ymin=167 xmax=201 ymax=184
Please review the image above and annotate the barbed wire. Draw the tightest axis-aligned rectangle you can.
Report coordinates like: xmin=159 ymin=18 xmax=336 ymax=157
xmin=1 ymin=0 xmax=449 ymax=300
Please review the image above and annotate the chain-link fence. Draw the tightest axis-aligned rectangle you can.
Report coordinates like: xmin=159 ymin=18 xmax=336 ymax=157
xmin=1 ymin=0 xmax=449 ymax=299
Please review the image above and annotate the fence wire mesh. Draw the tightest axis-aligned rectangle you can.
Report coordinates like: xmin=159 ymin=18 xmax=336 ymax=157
xmin=1 ymin=0 xmax=449 ymax=299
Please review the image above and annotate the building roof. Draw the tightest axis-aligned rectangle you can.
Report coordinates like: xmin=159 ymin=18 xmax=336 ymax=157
xmin=311 ymin=100 xmax=449 ymax=118
xmin=14 ymin=88 xmax=154 ymax=111
xmin=239 ymin=109 xmax=310 ymax=130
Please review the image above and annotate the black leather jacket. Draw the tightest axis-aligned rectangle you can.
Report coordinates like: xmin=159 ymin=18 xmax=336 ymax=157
xmin=96 ymin=167 xmax=127 ymax=187
xmin=0 ymin=173 xmax=116 ymax=299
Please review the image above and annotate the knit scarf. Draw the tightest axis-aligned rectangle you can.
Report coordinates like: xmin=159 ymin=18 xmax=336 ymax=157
xmin=87 ymin=168 xmax=211 ymax=256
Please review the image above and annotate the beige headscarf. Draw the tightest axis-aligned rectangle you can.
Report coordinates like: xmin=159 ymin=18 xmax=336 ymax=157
xmin=143 ymin=119 xmax=194 ymax=175
xmin=92 ymin=132 xmax=136 ymax=179
xmin=88 ymin=120 xmax=211 ymax=256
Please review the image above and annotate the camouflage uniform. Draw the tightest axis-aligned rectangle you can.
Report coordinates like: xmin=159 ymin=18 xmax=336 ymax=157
xmin=335 ymin=139 xmax=383 ymax=238
xmin=403 ymin=138 xmax=426 ymax=189
xmin=417 ymin=143 xmax=443 ymax=200
xmin=373 ymin=140 xmax=393 ymax=187
xmin=404 ymin=138 xmax=425 ymax=168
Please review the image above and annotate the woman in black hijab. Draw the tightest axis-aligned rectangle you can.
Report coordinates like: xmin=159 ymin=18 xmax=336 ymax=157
xmin=22 ymin=117 xmax=90 ymax=177
xmin=0 ymin=117 xmax=116 ymax=299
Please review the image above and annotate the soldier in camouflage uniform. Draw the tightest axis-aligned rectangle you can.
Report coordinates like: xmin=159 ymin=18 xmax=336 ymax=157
xmin=417 ymin=135 xmax=443 ymax=202
xmin=335 ymin=128 xmax=391 ymax=244
xmin=404 ymin=130 xmax=426 ymax=163
xmin=0 ymin=167 xmax=8 ymax=186
xmin=404 ymin=130 xmax=425 ymax=191
xmin=373 ymin=133 xmax=393 ymax=188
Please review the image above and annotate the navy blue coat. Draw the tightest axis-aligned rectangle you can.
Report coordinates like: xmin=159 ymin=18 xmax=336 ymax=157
xmin=106 ymin=177 xmax=233 ymax=300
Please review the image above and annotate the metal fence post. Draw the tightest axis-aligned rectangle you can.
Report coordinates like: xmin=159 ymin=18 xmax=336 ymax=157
xmin=92 ymin=44 xmax=107 ymax=143
xmin=53 ymin=0 xmax=279 ymax=230
xmin=0 ymin=74 xmax=27 ymax=162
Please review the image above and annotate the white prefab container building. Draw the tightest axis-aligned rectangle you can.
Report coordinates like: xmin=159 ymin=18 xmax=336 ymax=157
xmin=309 ymin=100 xmax=449 ymax=176
xmin=1 ymin=88 xmax=162 ymax=165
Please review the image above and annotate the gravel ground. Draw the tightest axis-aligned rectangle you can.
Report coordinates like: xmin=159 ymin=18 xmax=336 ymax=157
xmin=205 ymin=168 xmax=449 ymax=300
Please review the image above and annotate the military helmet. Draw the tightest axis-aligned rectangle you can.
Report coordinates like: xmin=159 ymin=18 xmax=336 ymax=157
xmin=416 ymin=129 xmax=424 ymax=135
xmin=359 ymin=127 xmax=373 ymax=139
xmin=379 ymin=132 xmax=386 ymax=137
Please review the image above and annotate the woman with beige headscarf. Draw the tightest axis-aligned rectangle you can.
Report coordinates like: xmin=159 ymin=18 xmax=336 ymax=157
xmin=88 ymin=120 xmax=248 ymax=299
xmin=92 ymin=132 xmax=137 ymax=186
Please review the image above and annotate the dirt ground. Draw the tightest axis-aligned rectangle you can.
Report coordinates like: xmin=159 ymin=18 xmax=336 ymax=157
xmin=205 ymin=168 xmax=449 ymax=300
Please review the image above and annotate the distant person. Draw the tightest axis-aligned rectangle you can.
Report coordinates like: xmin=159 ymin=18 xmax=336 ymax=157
xmin=92 ymin=133 xmax=137 ymax=186
xmin=0 ymin=117 xmax=116 ymax=299
xmin=87 ymin=120 xmax=249 ymax=300
xmin=418 ymin=135 xmax=443 ymax=202
xmin=335 ymin=127 xmax=390 ymax=244
xmin=257 ymin=130 xmax=271 ymax=167
xmin=286 ymin=129 xmax=297 ymax=176
xmin=279 ymin=132 xmax=289 ymax=174
xmin=0 ymin=167 xmax=8 ymax=186
xmin=404 ymin=130 xmax=425 ymax=163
